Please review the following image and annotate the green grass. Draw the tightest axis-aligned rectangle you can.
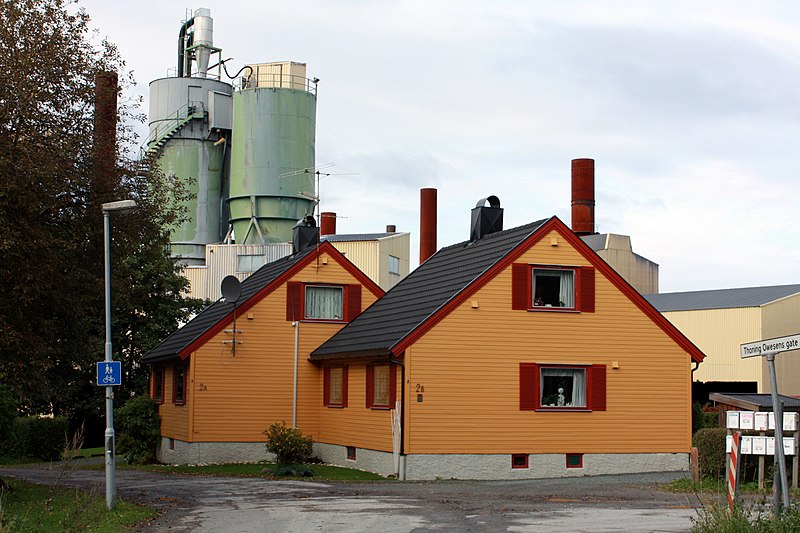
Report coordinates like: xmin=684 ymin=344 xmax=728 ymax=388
xmin=669 ymin=477 xmax=800 ymax=498
xmin=110 ymin=461 xmax=386 ymax=481
xmin=77 ymin=447 xmax=104 ymax=459
xmin=0 ymin=477 xmax=156 ymax=532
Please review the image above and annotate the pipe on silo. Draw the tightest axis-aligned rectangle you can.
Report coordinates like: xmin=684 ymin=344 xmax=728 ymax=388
xmin=320 ymin=212 xmax=336 ymax=236
xmin=177 ymin=17 xmax=195 ymax=77
xmin=420 ymin=188 xmax=437 ymax=263
xmin=93 ymin=71 xmax=118 ymax=194
xmin=571 ymin=158 xmax=595 ymax=236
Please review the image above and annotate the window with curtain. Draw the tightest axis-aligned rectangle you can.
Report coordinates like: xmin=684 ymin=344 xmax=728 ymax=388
xmin=305 ymin=285 xmax=343 ymax=320
xmin=329 ymin=367 xmax=343 ymax=405
xmin=372 ymin=365 xmax=390 ymax=406
xmin=533 ymin=268 xmax=575 ymax=308
xmin=540 ymin=367 xmax=586 ymax=408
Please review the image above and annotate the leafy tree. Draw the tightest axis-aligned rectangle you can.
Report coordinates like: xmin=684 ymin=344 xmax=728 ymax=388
xmin=0 ymin=0 xmax=204 ymax=425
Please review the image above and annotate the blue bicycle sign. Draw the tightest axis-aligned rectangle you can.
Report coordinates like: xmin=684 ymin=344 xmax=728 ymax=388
xmin=96 ymin=361 xmax=122 ymax=386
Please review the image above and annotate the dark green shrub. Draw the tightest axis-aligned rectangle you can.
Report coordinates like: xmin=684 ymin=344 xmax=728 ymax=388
xmin=693 ymin=427 xmax=727 ymax=479
xmin=0 ymin=383 xmax=17 ymax=444
xmin=115 ymin=395 xmax=161 ymax=464
xmin=264 ymin=421 xmax=313 ymax=465
xmin=12 ymin=416 xmax=68 ymax=461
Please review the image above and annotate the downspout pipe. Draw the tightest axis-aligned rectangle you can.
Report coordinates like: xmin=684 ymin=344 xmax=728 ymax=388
xmin=178 ymin=17 xmax=195 ymax=77
xmin=292 ymin=321 xmax=299 ymax=427
xmin=389 ymin=355 xmax=405 ymax=477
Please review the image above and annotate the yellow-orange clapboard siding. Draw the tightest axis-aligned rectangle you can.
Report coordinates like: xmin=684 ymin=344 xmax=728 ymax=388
xmin=158 ymin=365 xmax=190 ymax=440
xmin=167 ymin=252 xmax=379 ymax=443
xmin=316 ymin=363 xmax=402 ymax=452
xmin=403 ymin=229 xmax=692 ymax=455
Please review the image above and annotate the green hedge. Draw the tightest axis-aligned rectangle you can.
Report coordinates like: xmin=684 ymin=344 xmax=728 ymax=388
xmin=693 ymin=427 xmax=727 ymax=479
xmin=11 ymin=416 xmax=69 ymax=461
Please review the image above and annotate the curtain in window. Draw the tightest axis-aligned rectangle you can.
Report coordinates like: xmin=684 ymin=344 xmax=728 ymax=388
xmin=534 ymin=269 xmax=574 ymax=307
xmin=559 ymin=270 xmax=574 ymax=308
xmin=373 ymin=365 xmax=390 ymax=405
xmin=540 ymin=368 xmax=586 ymax=407
xmin=305 ymin=286 xmax=343 ymax=319
xmin=329 ymin=368 xmax=343 ymax=404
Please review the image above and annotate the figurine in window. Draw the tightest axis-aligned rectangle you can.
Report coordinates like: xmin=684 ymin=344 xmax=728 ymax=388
xmin=557 ymin=387 xmax=565 ymax=406
xmin=534 ymin=297 xmax=544 ymax=306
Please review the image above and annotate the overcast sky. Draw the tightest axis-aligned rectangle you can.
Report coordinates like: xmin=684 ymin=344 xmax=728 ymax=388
xmin=79 ymin=0 xmax=800 ymax=293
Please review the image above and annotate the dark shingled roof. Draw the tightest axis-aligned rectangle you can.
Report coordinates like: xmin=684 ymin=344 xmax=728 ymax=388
xmin=142 ymin=248 xmax=315 ymax=364
xmin=645 ymin=284 xmax=800 ymax=312
xmin=311 ymin=220 xmax=548 ymax=359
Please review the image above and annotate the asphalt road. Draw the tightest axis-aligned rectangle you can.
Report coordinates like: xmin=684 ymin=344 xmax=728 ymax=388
xmin=0 ymin=463 xmax=704 ymax=532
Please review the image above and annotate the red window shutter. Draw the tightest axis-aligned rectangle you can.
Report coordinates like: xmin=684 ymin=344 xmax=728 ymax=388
xmin=345 ymin=284 xmax=362 ymax=321
xmin=512 ymin=264 xmax=531 ymax=310
xmin=519 ymin=363 xmax=539 ymax=410
xmin=366 ymin=365 xmax=374 ymax=408
xmin=323 ymin=367 xmax=330 ymax=406
xmin=286 ymin=282 xmax=303 ymax=321
xmin=342 ymin=366 xmax=349 ymax=408
xmin=589 ymin=364 xmax=606 ymax=411
xmin=578 ymin=267 xmax=595 ymax=313
xmin=389 ymin=364 xmax=397 ymax=405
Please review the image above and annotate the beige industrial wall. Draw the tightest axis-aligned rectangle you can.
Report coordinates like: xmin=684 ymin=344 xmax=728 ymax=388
xmin=761 ymin=293 xmax=800 ymax=394
xmin=663 ymin=308 xmax=764 ymax=389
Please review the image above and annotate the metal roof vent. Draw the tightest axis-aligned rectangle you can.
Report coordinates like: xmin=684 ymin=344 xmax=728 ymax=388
xmin=470 ymin=196 xmax=503 ymax=241
xmin=292 ymin=215 xmax=318 ymax=254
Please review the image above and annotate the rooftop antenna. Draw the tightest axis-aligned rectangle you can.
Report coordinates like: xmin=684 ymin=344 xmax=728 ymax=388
xmin=221 ymin=275 xmax=242 ymax=354
xmin=279 ymin=163 xmax=358 ymax=225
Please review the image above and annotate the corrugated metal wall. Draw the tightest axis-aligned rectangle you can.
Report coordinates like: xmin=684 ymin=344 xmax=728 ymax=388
xmin=183 ymin=243 xmax=293 ymax=301
xmin=663 ymin=308 xmax=763 ymax=389
xmin=762 ymin=294 xmax=800 ymax=395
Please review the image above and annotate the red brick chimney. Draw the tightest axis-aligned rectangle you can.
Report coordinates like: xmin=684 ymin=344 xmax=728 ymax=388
xmin=420 ymin=188 xmax=437 ymax=263
xmin=571 ymin=158 xmax=595 ymax=236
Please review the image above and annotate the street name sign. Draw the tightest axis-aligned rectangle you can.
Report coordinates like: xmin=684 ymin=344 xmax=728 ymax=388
xmin=96 ymin=361 xmax=122 ymax=386
xmin=740 ymin=333 xmax=800 ymax=358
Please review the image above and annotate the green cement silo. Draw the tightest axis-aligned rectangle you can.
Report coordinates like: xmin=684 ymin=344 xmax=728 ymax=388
xmin=228 ymin=62 xmax=317 ymax=244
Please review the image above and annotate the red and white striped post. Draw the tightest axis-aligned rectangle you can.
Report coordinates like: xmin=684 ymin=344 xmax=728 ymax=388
xmin=727 ymin=431 xmax=742 ymax=511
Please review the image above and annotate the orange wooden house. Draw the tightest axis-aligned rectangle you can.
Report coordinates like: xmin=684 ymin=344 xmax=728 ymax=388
xmin=142 ymin=230 xmax=384 ymax=464
xmin=144 ymin=202 xmax=704 ymax=479
xmin=309 ymin=202 xmax=705 ymax=480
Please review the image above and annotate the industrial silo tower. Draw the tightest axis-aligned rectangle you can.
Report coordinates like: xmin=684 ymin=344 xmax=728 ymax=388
xmin=228 ymin=63 xmax=317 ymax=244
xmin=145 ymin=8 xmax=318 ymax=264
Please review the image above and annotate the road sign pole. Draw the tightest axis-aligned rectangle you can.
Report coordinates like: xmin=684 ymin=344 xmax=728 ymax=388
xmin=766 ymin=353 xmax=790 ymax=512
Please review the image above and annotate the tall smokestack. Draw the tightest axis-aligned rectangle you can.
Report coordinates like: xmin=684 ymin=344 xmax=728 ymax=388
xmin=320 ymin=212 xmax=336 ymax=236
xmin=420 ymin=188 xmax=437 ymax=263
xmin=93 ymin=71 xmax=118 ymax=195
xmin=571 ymin=158 xmax=595 ymax=236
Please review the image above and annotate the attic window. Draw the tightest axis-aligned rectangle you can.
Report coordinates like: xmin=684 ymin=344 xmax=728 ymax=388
xmin=305 ymin=286 xmax=343 ymax=320
xmin=533 ymin=268 xmax=574 ymax=308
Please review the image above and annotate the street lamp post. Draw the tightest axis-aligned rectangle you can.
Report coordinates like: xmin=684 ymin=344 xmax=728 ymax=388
xmin=102 ymin=199 xmax=137 ymax=510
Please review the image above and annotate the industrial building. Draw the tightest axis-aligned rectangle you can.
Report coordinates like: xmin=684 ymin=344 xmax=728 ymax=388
xmin=144 ymin=9 xmax=409 ymax=298
xmin=646 ymin=285 xmax=800 ymax=398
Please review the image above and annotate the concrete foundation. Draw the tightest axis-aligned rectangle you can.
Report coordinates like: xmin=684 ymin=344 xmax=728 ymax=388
xmin=157 ymin=438 xmax=688 ymax=481
xmin=157 ymin=438 xmax=272 ymax=465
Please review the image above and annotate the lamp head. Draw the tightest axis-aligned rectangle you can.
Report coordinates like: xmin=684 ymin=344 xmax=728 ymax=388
xmin=102 ymin=200 xmax=137 ymax=213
